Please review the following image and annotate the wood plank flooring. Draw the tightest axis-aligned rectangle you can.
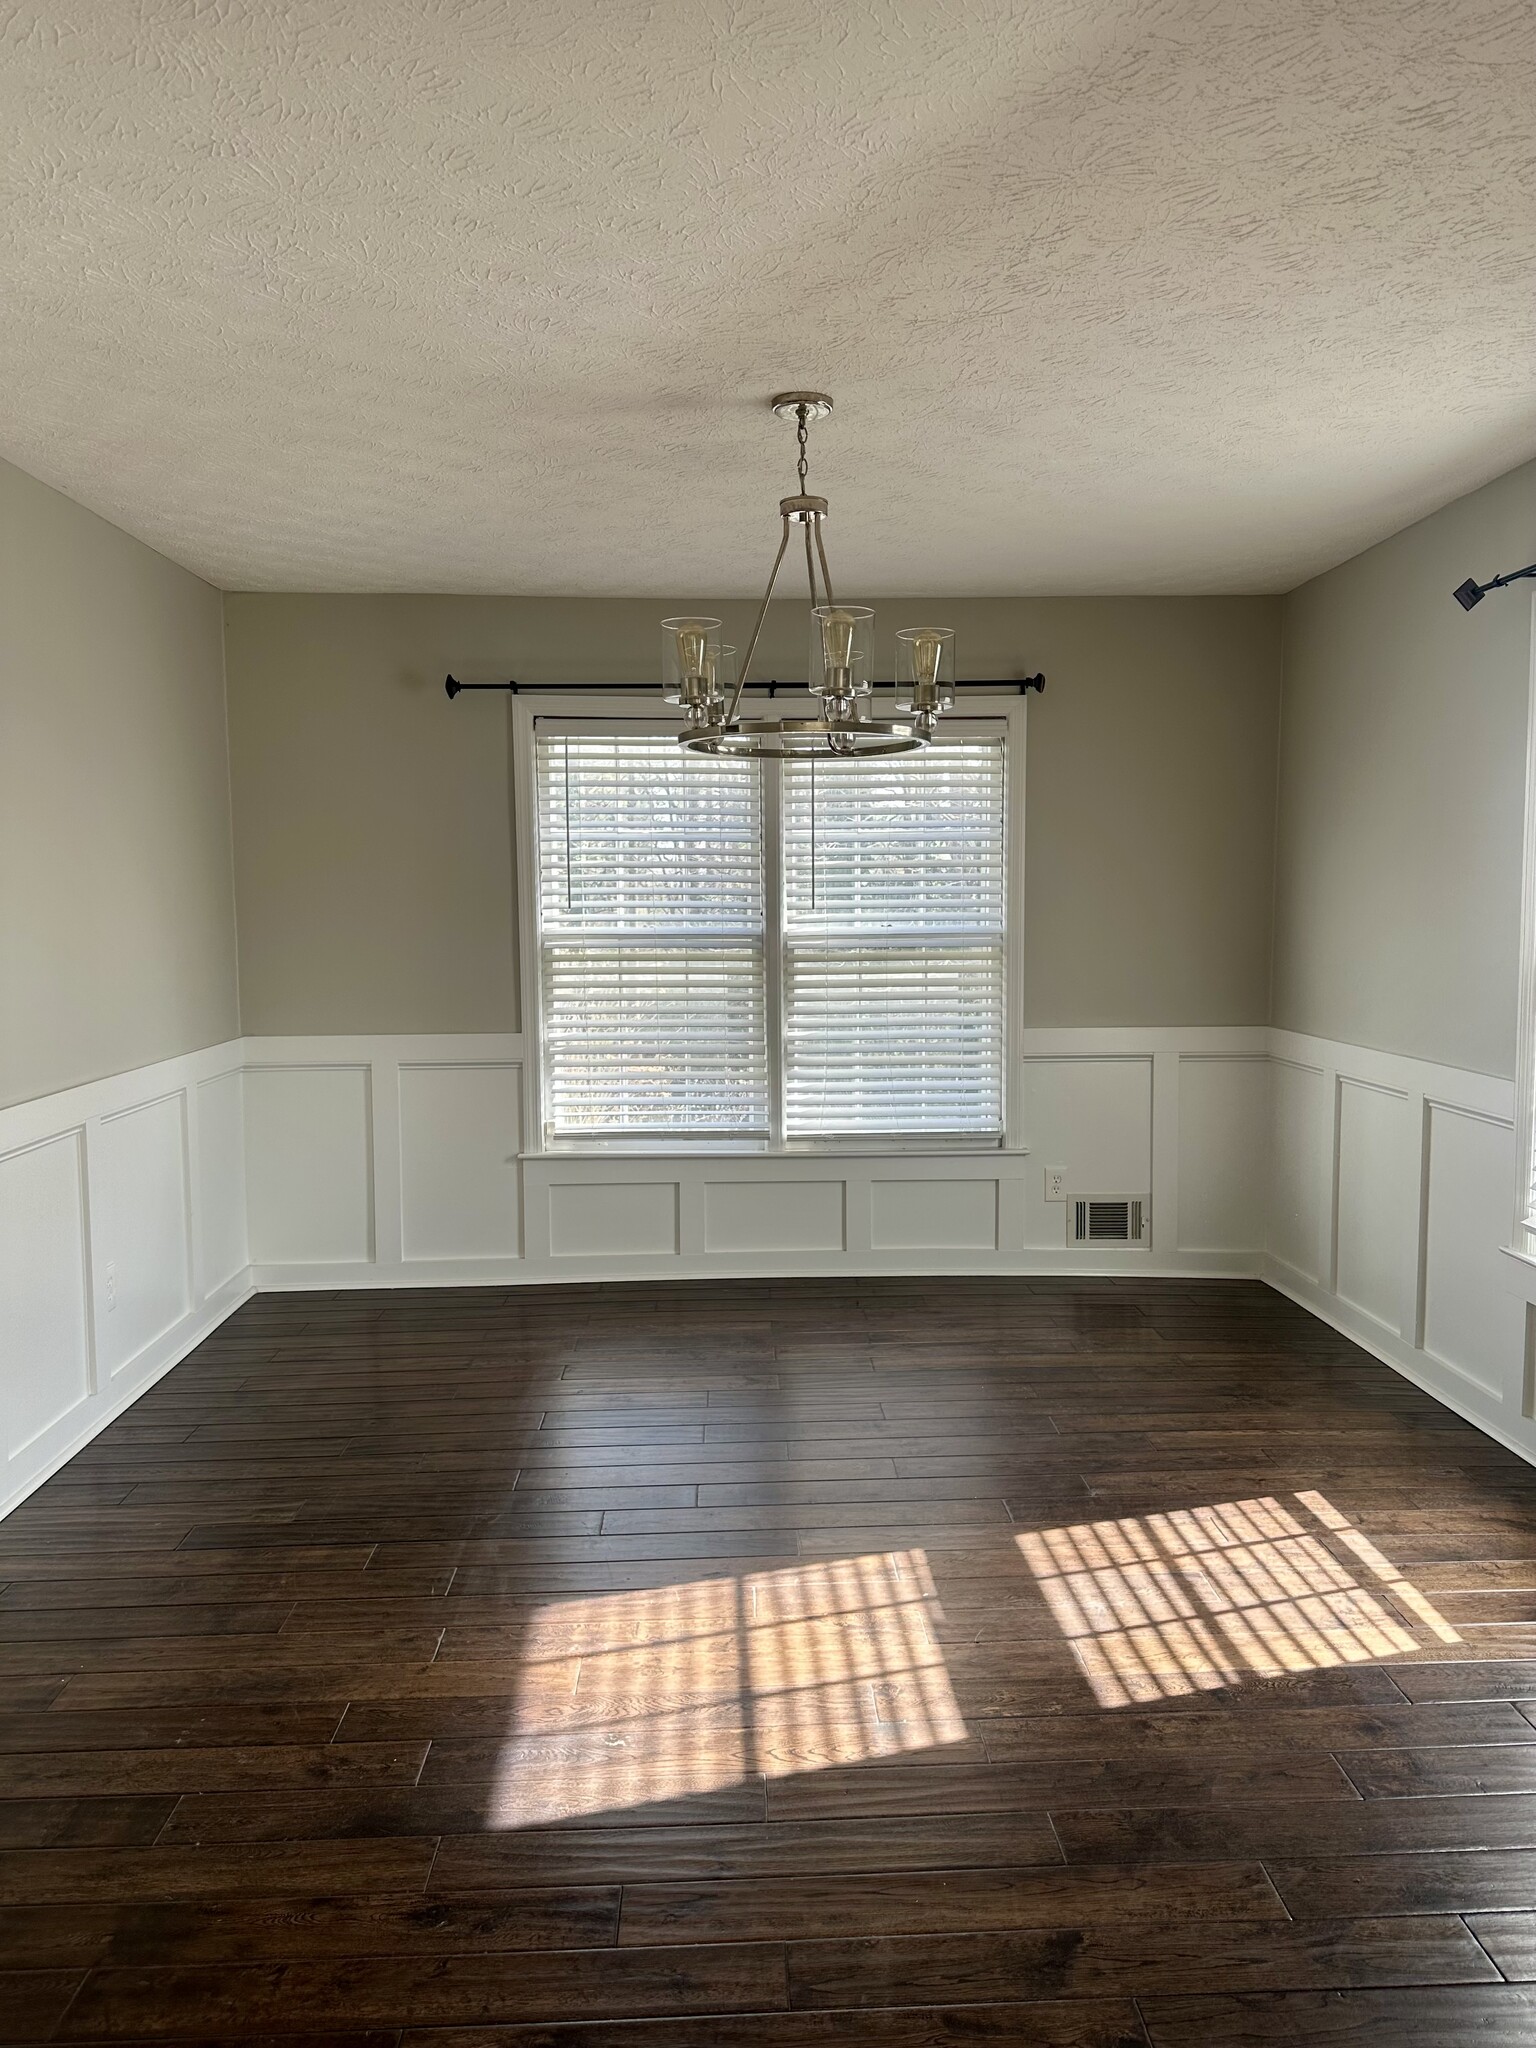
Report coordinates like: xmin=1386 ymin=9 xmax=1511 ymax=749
xmin=4 ymin=1276 xmax=1536 ymax=2042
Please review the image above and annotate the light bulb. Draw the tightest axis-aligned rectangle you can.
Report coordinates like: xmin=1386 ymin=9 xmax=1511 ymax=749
xmin=674 ymin=625 xmax=707 ymax=681
xmin=894 ymin=625 xmax=955 ymax=724
xmin=820 ymin=609 xmax=857 ymax=677
xmin=912 ymin=632 xmax=944 ymax=693
xmin=661 ymin=617 xmax=723 ymax=713
xmin=810 ymin=605 xmax=874 ymax=704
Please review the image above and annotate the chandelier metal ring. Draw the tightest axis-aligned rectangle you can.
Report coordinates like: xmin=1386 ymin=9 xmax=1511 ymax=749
xmin=682 ymin=716 xmax=921 ymax=758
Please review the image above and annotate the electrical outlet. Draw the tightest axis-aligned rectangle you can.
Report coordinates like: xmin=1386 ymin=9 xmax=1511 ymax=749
xmin=104 ymin=1261 xmax=117 ymax=1311
xmin=1044 ymin=1168 xmax=1067 ymax=1203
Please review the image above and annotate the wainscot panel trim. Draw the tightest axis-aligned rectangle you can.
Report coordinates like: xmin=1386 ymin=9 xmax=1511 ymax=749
xmin=0 ymin=1039 xmax=252 ymax=1519
xmin=15 ymin=1022 xmax=1536 ymax=1530
xmin=1264 ymin=1027 xmax=1535 ymax=1471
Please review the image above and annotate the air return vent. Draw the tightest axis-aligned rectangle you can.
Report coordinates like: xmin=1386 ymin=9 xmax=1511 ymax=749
xmin=1071 ymin=1196 xmax=1148 ymax=1245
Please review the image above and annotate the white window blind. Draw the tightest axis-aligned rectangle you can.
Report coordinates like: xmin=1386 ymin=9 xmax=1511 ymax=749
xmin=781 ymin=739 xmax=1007 ymax=1138
xmin=535 ymin=732 xmax=768 ymax=1138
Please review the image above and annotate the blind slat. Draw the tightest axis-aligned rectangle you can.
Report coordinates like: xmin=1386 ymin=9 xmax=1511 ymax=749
xmin=537 ymin=737 xmax=768 ymax=1136
xmin=781 ymin=743 xmax=1006 ymax=1137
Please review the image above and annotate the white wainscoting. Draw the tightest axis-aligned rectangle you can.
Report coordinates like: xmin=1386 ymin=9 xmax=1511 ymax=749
xmin=0 ymin=1041 xmax=251 ymax=1518
xmin=243 ymin=1027 xmax=1270 ymax=1287
xmin=1264 ymin=1028 xmax=1536 ymax=1467
xmin=16 ymin=1023 xmax=1536 ymax=1522
xmin=239 ymin=1027 xmax=1536 ymax=1468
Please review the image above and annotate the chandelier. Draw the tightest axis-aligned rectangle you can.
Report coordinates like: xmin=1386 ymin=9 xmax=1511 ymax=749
xmin=663 ymin=394 xmax=955 ymax=756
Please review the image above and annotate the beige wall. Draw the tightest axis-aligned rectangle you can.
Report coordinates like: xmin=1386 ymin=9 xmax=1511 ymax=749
xmin=0 ymin=458 xmax=239 ymax=1109
xmin=223 ymin=592 xmax=1282 ymax=1034
xmin=1273 ymin=458 xmax=1536 ymax=1079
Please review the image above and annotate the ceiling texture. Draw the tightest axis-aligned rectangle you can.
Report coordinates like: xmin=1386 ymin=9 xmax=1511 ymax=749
xmin=1 ymin=0 xmax=1532 ymax=595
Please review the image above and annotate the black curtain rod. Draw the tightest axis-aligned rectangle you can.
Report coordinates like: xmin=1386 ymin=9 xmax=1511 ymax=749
xmin=1453 ymin=561 xmax=1536 ymax=611
xmin=446 ymin=674 xmax=1044 ymax=699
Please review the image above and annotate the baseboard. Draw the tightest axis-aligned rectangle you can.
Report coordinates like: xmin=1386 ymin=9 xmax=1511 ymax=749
xmin=249 ymin=1252 xmax=1265 ymax=1290
xmin=0 ymin=1269 xmax=254 ymax=1520
xmin=1262 ymin=1256 xmax=1536 ymax=1474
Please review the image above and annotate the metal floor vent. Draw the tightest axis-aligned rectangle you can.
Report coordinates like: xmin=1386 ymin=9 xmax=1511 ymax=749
xmin=1072 ymin=1196 xmax=1148 ymax=1245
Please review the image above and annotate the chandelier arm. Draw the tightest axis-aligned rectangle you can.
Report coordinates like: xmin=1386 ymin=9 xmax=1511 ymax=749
xmin=812 ymin=512 xmax=836 ymax=608
xmin=725 ymin=514 xmax=792 ymax=725
xmin=803 ymin=513 xmax=819 ymax=607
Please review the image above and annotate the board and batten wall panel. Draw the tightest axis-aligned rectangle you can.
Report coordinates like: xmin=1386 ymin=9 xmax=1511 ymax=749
xmin=549 ymin=1181 xmax=680 ymax=1260
xmin=1177 ymin=1056 xmax=1270 ymax=1253
xmin=196 ymin=1070 xmax=249 ymax=1296
xmin=871 ymin=1177 xmax=1000 ymax=1252
xmin=1334 ymin=1079 xmax=1413 ymax=1337
xmin=1422 ymin=1105 xmax=1525 ymax=1405
xmin=0 ymin=1131 xmax=92 ymax=1461
xmin=244 ymin=1030 xmax=1268 ymax=1287
xmin=1021 ymin=1057 xmax=1153 ymax=1250
xmin=1264 ymin=1030 xmax=1536 ymax=1473
xmin=92 ymin=1092 xmax=192 ymax=1380
xmin=244 ymin=1066 xmax=374 ymax=1266
xmin=705 ymin=1180 xmax=847 ymax=1255
xmin=399 ymin=1064 xmax=522 ymax=1261
xmin=0 ymin=1043 xmax=251 ymax=1519
xmin=11 ymin=1024 xmax=1536 ymax=1517
xmin=1267 ymin=1060 xmax=1326 ymax=1284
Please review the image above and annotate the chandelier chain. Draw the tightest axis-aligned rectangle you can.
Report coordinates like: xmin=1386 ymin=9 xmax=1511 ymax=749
xmin=796 ymin=405 xmax=809 ymax=493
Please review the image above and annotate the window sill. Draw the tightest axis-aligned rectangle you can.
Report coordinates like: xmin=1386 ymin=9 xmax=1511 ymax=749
xmin=525 ymin=1142 xmax=1028 ymax=1161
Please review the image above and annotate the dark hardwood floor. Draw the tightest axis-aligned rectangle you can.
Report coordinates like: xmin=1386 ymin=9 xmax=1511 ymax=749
xmin=5 ymin=1277 xmax=1536 ymax=2044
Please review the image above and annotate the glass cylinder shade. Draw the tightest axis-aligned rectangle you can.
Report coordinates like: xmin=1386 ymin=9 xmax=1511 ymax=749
xmin=894 ymin=627 xmax=956 ymax=718
xmin=661 ymin=616 xmax=724 ymax=719
xmin=712 ymin=643 xmax=738 ymax=709
xmin=809 ymin=605 xmax=874 ymax=708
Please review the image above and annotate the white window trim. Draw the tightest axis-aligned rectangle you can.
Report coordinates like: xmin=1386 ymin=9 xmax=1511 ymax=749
xmin=511 ymin=687 xmax=1029 ymax=1159
xmin=1511 ymin=594 xmax=1536 ymax=1255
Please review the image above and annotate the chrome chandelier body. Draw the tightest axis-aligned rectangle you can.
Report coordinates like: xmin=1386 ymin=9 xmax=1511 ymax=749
xmin=663 ymin=394 xmax=955 ymax=757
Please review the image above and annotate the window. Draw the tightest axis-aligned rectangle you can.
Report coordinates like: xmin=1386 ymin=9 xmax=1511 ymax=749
xmin=781 ymin=746 xmax=1007 ymax=1137
xmin=533 ymin=725 xmax=1009 ymax=1146
xmin=1515 ymin=647 xmax=1536 ymax=1256
xmin=536 ymin=733 xmax=768 ymax=1138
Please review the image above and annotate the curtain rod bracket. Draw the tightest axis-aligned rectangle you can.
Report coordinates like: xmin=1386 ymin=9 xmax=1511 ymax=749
xmin=1453 ymin=562 xmax=1536 ymax=611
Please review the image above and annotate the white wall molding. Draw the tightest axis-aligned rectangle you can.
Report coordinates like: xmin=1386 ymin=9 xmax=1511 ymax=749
xmin=241 ymin=1026 xmax=1271 ymax=1289
xmin=0 ymin=1040 xmax=251 ymax=1518
xmin=237 ymin=1025 xmax=1536 ymax=1470
xmin=1268 ymin=1027 xmax=1513 ymax=1123
xmin=1262 ymin=1026 xmax=1536 ymax=1467
xmin=13 ymin=1020 xmax=1536 ymax=1523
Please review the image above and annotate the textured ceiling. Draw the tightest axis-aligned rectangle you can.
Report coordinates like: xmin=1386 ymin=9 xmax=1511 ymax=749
xmin=1 ymin=0 xmax=1533 ymax=595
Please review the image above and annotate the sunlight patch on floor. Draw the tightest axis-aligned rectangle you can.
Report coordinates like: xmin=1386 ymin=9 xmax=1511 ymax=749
xmin=1018 ymin=1490 xmax=1462 ymax=1708
xmin=487 ymin=1547 xmax=966 ymax=1825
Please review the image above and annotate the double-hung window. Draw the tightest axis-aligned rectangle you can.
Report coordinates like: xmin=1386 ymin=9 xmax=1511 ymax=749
xmin=532 ymin=722 xmax=1009 ymax=1147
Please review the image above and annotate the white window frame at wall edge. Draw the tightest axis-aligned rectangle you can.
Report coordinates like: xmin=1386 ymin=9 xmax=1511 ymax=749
xmin=1509 ymin=593 xmax=1536 ymax=1258
xmin=509 ymin=688 xmax=1027 ymax=1159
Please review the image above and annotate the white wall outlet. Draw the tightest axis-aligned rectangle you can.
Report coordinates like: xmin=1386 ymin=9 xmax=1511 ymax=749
xmin=103 ymin=1260 xmax=117 ymax=1311
xmin=1044 ymin=1168 xmax=1067 ymax=1203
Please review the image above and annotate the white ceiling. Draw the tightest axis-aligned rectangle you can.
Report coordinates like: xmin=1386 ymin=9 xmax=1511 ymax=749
xmin=1 ymin=0 xmax=1532 ymax=595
